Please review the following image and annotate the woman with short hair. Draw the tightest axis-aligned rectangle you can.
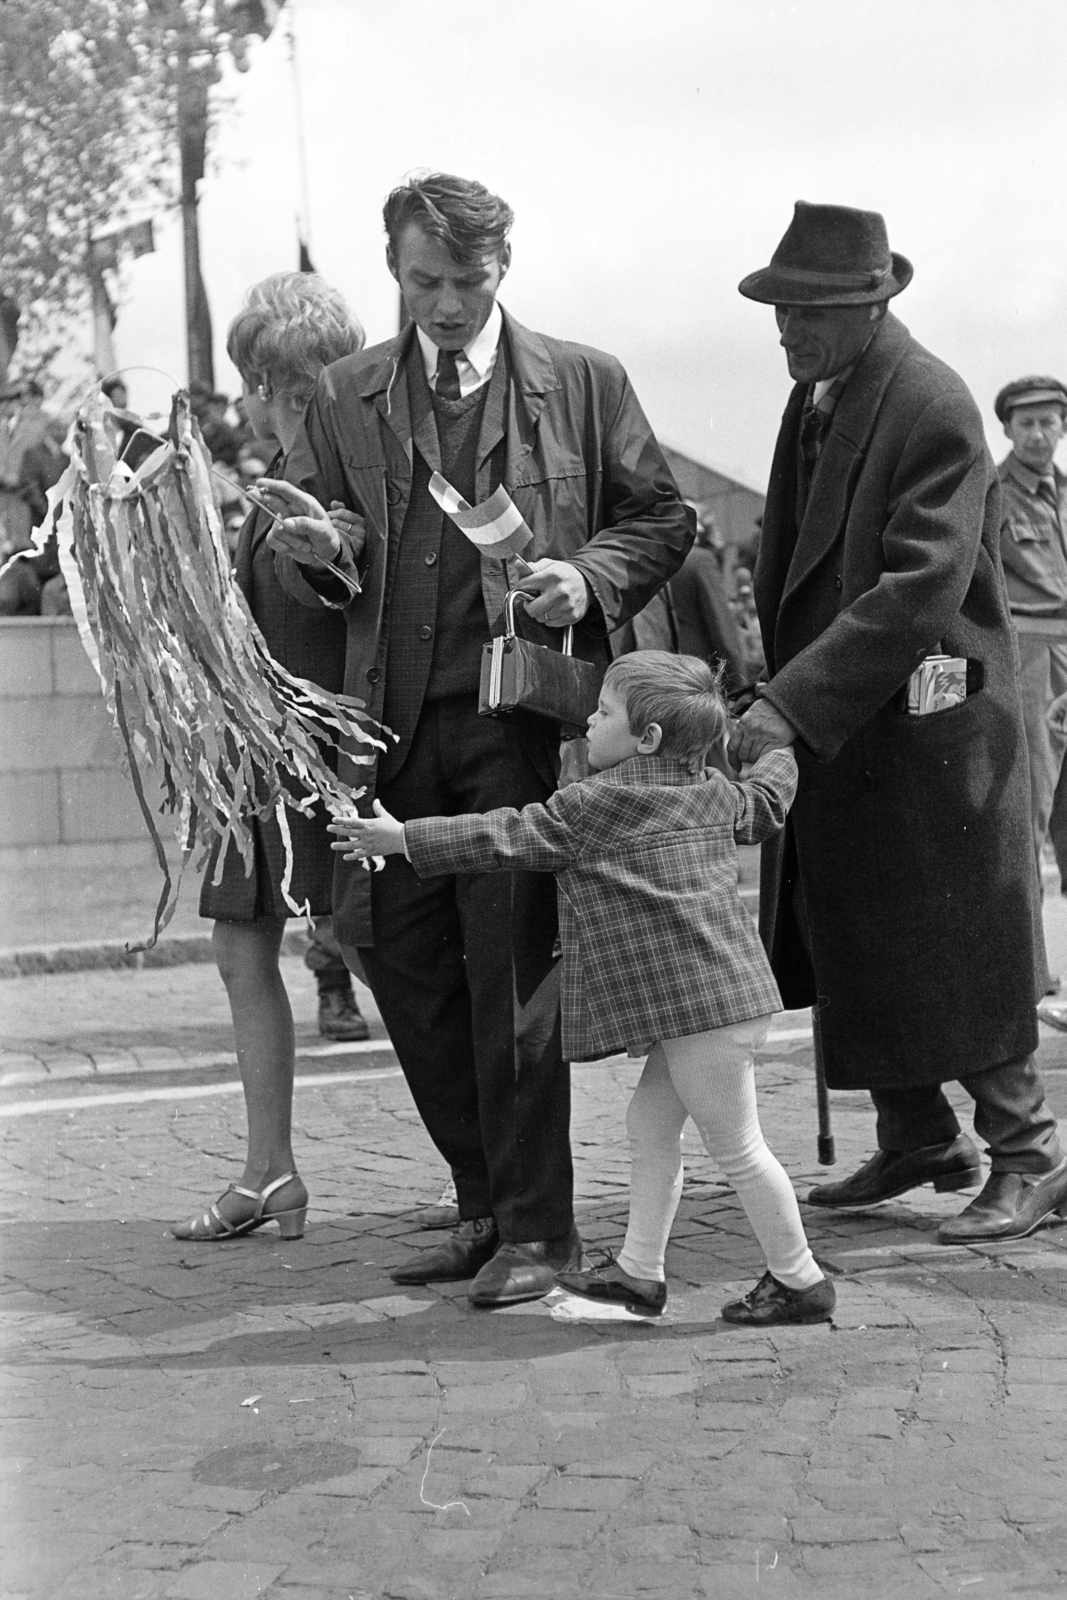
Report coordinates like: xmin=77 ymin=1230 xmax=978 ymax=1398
xmin=172 ymin=272 xmax=365 ymax=1241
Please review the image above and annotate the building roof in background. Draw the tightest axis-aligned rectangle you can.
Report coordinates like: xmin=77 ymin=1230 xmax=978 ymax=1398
xmin=662 ymin=445 xmax=765 ymax=548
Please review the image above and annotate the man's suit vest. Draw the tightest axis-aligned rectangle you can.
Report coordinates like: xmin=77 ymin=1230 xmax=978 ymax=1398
xmin=379 ymin=340 xmax=509 ymax=781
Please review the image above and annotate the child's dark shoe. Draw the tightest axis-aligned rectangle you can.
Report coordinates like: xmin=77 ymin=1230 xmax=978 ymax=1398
xmin=555 ymin=1255 xmax=667 ymax=1316
xmin=721 ymin=1270 xmax=835 ymax=1326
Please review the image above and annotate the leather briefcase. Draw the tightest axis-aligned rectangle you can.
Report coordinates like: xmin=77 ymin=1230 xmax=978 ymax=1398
xmin=479 ymin=590 xmax=603 ymax=735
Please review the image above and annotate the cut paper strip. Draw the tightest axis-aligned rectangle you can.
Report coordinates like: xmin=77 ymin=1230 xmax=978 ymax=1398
xmin=52 ymin=388 xmax=386 ymax=949
xmin=428 ymin=471 xmax=533 ymax=563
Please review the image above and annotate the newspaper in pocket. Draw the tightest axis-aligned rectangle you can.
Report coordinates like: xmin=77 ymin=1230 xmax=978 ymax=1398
xmin=905 ymin=654 xmax=968 ymax=715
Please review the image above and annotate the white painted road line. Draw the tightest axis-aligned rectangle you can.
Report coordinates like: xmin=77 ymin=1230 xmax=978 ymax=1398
xmin=0 ymin=1066 xmax=404 ymax=1119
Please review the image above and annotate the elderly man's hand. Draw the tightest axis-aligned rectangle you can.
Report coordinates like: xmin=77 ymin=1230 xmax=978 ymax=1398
xmin=257 ymin=480 xmax=355 ymax=569
xmin=521 ymin=560 xmax=591 ymax=627
xmin=727 ymin=698 xmax=797 ymax=771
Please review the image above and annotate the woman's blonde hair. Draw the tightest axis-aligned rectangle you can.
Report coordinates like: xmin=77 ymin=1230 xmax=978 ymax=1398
xmin=226 ymin=272 xmax=365 ymax=403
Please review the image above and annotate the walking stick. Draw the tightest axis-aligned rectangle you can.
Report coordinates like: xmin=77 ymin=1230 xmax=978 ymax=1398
xmin=812 ymin=1011 xmax=836 ymax=1166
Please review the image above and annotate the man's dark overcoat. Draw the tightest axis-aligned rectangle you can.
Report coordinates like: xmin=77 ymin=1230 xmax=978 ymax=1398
xmin=279 ymin=308 xmax=692 ymax=946
xmin=756 ymin=312 xmax=1045 ymax=1090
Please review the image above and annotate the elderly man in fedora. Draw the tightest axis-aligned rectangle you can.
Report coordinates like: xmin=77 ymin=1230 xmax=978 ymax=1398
xmin=729 ymin=201 xmax=1067 ymax=1243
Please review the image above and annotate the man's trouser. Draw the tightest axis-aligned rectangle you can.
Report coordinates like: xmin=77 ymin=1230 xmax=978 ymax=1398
xmin=304 ymin=917 xmax=351 ymax=992
xmin=1016 ymin=633 xmax=1067 ymax=887
xmin=792 ymin=875 xmax=1062 ymax=1175
xmin=352 ymin=694 xmax=573 ymax=1244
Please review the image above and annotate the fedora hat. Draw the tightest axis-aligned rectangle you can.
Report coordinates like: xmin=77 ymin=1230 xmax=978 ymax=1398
xmin=739 ymin=201 xmax=913 ymax=307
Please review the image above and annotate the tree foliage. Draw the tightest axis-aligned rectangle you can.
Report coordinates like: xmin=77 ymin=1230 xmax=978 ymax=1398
xmin=0 ymin=0 xmax=276 ymax=381
xmin=0 ymin=0 xmax=172 ymax=368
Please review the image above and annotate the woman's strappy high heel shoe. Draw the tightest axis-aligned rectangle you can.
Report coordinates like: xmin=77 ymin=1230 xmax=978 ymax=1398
xmin=170 ymin=1171 xmax=308 ymax=1241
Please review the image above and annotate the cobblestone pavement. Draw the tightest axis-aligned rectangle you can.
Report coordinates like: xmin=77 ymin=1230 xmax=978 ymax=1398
xmin=3 ymin=944 xmax=1067 ymax=1598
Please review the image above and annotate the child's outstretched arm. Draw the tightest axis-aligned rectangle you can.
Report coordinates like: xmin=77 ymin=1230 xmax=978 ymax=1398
xmin=732 ymin=747 xmax=798 ymax=844
xmin=332 ymin=789 xmax=586 ymax=878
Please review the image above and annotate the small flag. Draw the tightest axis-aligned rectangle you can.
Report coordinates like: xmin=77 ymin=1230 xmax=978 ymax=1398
xmin=428 ymin=472 xmax=533 ymax=563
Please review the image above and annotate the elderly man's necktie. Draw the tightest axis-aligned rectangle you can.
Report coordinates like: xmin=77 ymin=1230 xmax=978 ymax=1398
xmin=799 ymin=398 xmax=827 ymax=483
xmin=435 ymin=348 xmax=462 ymax=400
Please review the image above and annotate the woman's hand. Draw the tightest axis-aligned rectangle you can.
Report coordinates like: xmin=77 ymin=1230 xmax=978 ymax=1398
xmin=329 ymin=799 xmax=406 ymax=861
xmin=255 ymin=480 xmax=365 ymax=568
xmin=326 ymin=501 xmax=367 ymax=561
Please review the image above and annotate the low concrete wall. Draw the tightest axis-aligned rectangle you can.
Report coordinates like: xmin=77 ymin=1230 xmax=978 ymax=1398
xmin=0 ymin=618 xmax=205 ymax=950
xmin=0 ymin=616 xmax=148 ymax=848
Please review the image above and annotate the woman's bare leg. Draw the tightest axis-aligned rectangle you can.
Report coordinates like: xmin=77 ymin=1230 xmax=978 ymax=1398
xmin=211 ymin=916 xmax=303 ymax=1220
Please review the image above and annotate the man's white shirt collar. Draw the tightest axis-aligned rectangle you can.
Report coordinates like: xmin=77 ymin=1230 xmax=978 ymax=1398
xmin=417 ymin=301 xmax=502 ymax=397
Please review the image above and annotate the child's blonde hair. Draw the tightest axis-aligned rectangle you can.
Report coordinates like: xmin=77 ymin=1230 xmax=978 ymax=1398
xmin=604 ymin=651 xmax=728 ymax=761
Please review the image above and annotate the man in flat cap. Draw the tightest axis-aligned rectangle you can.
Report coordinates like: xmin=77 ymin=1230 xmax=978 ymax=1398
xmin=730 ymin=201 xmax=1067 ymax=1242
xmin=995 ymin=376 xmax=1067 ymax=891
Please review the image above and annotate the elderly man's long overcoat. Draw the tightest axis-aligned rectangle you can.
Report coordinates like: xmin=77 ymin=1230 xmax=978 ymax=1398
xmin=756 ymin=312 xmax=1045 ymax=1090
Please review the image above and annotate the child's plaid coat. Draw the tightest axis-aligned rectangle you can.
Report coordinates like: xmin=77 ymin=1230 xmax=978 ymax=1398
xmin=405 ymin=748 xmax=797 ymax=1060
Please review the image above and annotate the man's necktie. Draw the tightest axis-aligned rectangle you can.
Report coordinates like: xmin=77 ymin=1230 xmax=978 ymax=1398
xmin=799 ymin=399 xmax=824 ymax=484
xmin=435 ymin=348 xmax=462 ymax=400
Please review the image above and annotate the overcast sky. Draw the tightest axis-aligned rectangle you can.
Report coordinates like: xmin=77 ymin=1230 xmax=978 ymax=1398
xmin=112 ymin=0 xmax=1067 ymax=489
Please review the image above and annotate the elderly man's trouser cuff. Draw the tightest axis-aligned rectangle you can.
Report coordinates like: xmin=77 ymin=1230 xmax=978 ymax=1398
xmin=870 ymin=1055 xmax=1062 ymax=1176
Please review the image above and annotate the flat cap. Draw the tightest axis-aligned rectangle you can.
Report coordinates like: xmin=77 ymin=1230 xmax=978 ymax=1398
xmin=994 ymin=376 xmax=1067 ymax=422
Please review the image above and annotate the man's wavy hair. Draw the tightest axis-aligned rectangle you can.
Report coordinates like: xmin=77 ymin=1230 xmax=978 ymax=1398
xmin=383 ymin=171 xmax=513 ymax=264
xmin=604 ymin=651 xmax=729 ymax=762
xmin=226 ymin=273 xmax=365 ymax=404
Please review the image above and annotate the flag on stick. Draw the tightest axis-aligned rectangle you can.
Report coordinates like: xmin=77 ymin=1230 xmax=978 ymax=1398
xmin=429 ymin=471 xmax=533 ymax=565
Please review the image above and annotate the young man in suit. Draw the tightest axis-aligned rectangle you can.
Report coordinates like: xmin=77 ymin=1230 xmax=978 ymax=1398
xmin=729 ymin=202 xmax=1067 ymax=1244
xmin=261 ymin=172 xmax=691 ymax=1304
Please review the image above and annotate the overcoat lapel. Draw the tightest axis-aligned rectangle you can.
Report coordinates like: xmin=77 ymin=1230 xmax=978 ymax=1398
xmin=779 ymin=314 xmax=912 ymax=609
xmin=499 ymin=310 xmax=560 ymax=489
xmin=357 ymin=327 xmax=418 ymax=514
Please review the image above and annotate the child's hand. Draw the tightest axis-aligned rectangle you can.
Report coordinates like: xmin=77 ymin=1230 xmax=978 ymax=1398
xmin=329 ymin=799 xmax=405 ymax=862
xmin=1049 ymin=691 xmax=1067 ymax=735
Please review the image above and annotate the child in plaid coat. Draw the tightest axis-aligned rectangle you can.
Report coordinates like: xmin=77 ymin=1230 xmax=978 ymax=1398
xmin=333 ymin=651 xmax=833 ymax=1326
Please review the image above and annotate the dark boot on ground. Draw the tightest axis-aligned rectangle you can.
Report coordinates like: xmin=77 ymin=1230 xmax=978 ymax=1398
xmin=317 ymin=984 xmax=370 ymax=1041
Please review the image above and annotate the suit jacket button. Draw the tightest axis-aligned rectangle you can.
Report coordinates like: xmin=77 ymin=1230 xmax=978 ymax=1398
xmin=419 ymin=625 xmax=433 ymax=641
xmin=424 ymin=551 xmax=437 ymax=566
xmin=385 ymin=481 xmax=402 ymax=505
xmin=366 ymin=667 xmax=380 ymax=684
xmin=834 ymin=574 xmax=843 ymax=591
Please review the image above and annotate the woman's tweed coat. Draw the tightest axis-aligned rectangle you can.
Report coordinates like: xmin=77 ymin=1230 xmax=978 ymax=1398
xmin=755 ymin=312 xmax=1045 ymax=1091
xmin=199 ymin=473 xmax=347 ymax=921
xmin=404 ymin=749 xmax=796 ymax=1061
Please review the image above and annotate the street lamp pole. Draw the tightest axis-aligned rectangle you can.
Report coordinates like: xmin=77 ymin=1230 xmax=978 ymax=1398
xmin=177 ymin=48 xmax=214 ymax=392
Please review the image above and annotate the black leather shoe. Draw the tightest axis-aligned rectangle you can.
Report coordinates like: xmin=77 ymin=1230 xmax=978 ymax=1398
xmin=721 ymin=1270 xmax=836 ymax=1326
xmin=468 ymin=1225 xmax=583 ymax=1307
xmin=937 ymin=1156 xmax=1067 ymax=1244
xmin=555 ymin=1256 xmax=666 ymax=1316
xmin=317 ymin=988 xmax=371 ymax=1041
xmin=390 ymin=1217 xmax=498 ymax=1284
xmin=806 ymin=1134 xmax=981 ymax=1208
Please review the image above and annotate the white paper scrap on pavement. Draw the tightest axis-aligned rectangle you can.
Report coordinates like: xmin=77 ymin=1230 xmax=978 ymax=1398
xmin=428 ymin=471 xmax=533 ymax=561
xmin=547 ymin=1291 xmax=661 ymax=1324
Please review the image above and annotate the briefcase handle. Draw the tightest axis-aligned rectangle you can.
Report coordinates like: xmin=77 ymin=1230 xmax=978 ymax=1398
xmin=503 ymin=589 xmax=574 ymax=656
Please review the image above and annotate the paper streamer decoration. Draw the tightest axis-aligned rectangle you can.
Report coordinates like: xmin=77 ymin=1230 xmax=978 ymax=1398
xmin=30 ymin=389 xmax=384 ymax=948
xmin=428 ymin=471 xmax=533 ymax=563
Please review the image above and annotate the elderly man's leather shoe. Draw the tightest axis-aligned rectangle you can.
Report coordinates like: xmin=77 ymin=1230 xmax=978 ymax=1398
xmin=390 ymin=1217 xmax=498 ymax=1284
xmin=807 ymin=1134 xmax=981 ymax=1208
xmin=468 ymin=1225 xmax=583 ymax=1307
xmin=721 ymin=1270 xmax=836 ymax=1326
xmin=937 ymin=1156 xmax=1067 ymax=1243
